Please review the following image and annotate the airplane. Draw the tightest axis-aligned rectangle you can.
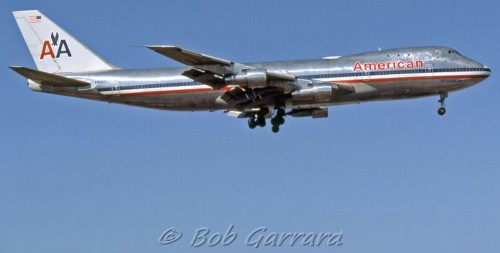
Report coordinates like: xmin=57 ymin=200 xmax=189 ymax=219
xmin=10 ymin=10 xmax=491 ymax=133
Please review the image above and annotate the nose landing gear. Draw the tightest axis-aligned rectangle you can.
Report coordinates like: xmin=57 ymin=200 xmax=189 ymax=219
xmin=437 ymin=93 xmax=448 ymax=116
xmin=437 ymin=107 xmax=446 ymax=116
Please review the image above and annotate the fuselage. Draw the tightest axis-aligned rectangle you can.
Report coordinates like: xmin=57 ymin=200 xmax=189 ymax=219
xmin=31 ymin=46 xmax=490 ymax=111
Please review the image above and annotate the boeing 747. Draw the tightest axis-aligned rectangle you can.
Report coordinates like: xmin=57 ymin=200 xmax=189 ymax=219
xmin=10 ymin=10 xmax=491 ymax=133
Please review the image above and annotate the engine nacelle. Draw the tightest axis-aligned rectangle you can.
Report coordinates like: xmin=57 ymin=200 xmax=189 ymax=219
xmin=225 ymin=70 xmax=267 ymax=88
xmin=291 ymin=83 xmax=332 ymax=103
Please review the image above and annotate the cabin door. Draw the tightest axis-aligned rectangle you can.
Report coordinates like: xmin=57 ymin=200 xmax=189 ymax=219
xmin=425 ymin=64 xmax=434 ymax=78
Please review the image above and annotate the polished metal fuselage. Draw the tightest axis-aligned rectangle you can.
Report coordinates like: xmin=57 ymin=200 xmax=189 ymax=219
xmin=32 ymin=46 xmax=490 ymax=111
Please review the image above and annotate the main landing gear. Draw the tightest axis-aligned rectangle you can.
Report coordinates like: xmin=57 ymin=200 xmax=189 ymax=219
xmin=437 ymin=93 xmax=448 ymax=116
xmin=247 ymin=107 xmax=286 ymax=133
xmin=270 ymin=108 xmax=285 ymax=133
xmin=248 ymin=114 xmax=266 ymax=129
xmin=248 ymin=107 xmax=268 ymax=129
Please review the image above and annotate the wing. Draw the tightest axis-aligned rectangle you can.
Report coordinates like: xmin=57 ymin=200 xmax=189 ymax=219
xmin=146 ymin=45 xmax=297 ymax=88
xmin=146 ymin=45 xmax=354 ymax=112
xmin=146 ymin=45 xmax=240 ymax=87
xmin=146 ymin=45 xmax=304 ymax=110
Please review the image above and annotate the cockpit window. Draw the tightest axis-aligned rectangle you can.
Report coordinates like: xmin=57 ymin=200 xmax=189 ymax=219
xmin=448 ymin=49 xmax=462 ymax=56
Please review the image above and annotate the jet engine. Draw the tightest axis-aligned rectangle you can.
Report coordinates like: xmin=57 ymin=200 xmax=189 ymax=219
xmin=291 ymin=83 xmax=332 ymax=103
xmin=225 ymin=70 xmax=267 ymax=88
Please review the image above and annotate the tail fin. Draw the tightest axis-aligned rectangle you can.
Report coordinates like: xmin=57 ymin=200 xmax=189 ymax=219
xmin=13 ymin=10 xmax=116 ymax=73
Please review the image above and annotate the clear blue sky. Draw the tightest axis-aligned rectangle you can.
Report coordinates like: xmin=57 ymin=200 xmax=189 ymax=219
xmin=1 ymin=0 xmax=499 ymax=252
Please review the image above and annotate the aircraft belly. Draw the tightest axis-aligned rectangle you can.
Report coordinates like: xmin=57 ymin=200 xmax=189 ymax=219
xmin=380 ymin=78 xmax=477 ymax=97
xmin=339 ymin=77 xmax=482 ymax=102
xmin=40 ymin=78 xmax=482 ymax=111
xmin=115 ymin=91 xmax=225 ymax=111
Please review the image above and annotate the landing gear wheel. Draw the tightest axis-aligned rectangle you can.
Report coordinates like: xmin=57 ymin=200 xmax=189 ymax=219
xmin=248 ymin=118 xmax=257 ymax=129
xmin=437 ymin=107 xmax=446 ymax=116
xmin=437 ymin=93 xmax=448 ymax=116
xmin=271 ymin=117 xmax=284 ymax=126
xmin=277 ymin=117 xmax=285 ymax=125
xmin=271 ymin=117 xmax=280 ymax=126
xmin=257 ymin=117 xmax=266 ymax=127
xmin=271 ymin=108 xmax=286 ymax=126
xmin=272 ymin=125 xmax=280 ymax=133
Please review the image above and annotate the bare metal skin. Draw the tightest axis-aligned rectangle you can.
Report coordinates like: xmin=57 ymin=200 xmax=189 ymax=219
xmin=11 ymin=10 xmax=491 ymax=132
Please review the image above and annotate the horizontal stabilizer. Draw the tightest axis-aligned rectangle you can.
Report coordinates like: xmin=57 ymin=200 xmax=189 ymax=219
xmin=9 ymin=66 xmax=89 ymax=87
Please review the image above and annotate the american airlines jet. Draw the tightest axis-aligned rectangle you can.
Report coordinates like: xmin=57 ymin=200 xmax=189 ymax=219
xmin=10 ymin=10 xmax=491 ymax=133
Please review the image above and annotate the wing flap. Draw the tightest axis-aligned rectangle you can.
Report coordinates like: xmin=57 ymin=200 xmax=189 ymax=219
xmin=9 ymin=66 xmax=90 ymax=87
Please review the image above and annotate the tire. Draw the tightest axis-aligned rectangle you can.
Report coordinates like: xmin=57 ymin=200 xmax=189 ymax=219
xmin=271 ymin=117 xmax=279 ymax=126
xmin=248 ymin=118 xmax=257 ymax=129
xmin=278 ymin=117 xmax=285 ymax=125
xmin=257 ymin=117 xmax=266 ymax=127
xmin=437 ymin=107 xmax=446 ymax=116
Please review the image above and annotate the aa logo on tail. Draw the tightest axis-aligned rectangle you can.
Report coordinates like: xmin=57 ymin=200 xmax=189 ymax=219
xmin=40 ymin=32 xmax=72 ymax=59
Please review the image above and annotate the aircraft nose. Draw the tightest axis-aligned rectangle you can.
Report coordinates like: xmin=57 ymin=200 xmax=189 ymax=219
xmin=465 ymin=56 xmax=491 ymax=78
xmin=481 ymin=64 xmax=492 ymax=79
xmin=470 ymin=57 xmax=491 ymax=78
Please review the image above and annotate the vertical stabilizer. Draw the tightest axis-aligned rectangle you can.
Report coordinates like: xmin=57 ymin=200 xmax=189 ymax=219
xmin=13 ymin=10 xmax=116 ymax=73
